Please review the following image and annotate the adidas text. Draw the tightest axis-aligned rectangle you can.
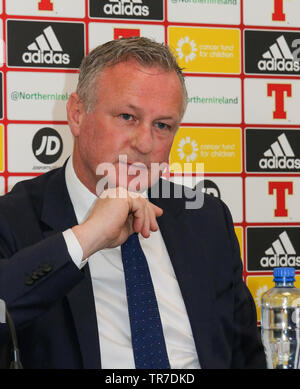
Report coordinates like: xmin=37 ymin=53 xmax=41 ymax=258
xmin=103 ymin=2 xmax=149 ymax=16
xmin=258 ymin=59 xmax=300 ymax=73
xmin=22 ymin=51 xmax=70 ymax=65
xmin=260 ymin=255 xmax=300 ymax=268
xmin=259 ymin=157 xmax=300 ymax=170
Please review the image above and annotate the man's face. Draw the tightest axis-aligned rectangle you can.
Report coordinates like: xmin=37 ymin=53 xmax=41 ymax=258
xmin=70 ymin=59 xmax=184 ymax=194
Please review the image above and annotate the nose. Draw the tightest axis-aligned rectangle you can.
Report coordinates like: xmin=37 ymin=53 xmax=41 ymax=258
xmin=131 ymin=122 xmax=153 ymax=155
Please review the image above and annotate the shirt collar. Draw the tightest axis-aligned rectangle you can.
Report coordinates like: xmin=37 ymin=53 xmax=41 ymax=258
xmin=65 ymin=157 xmax=98 ymax=225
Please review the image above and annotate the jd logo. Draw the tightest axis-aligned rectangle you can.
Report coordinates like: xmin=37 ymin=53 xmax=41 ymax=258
xmin=32 ymin=127 xmax=63 ymax=164
xmin=194 ymin=179 xmax=221 ymax=199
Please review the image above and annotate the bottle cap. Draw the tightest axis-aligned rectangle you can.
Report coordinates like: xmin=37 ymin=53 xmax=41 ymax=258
xmin=273 ymin=267 xmax=295 ymax=283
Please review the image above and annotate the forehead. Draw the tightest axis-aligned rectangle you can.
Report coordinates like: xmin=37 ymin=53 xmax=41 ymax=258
xmin=98 ymin=59 xmax=176 ymax=83
xmin=95 ymin=60 xmax=184 ymax=108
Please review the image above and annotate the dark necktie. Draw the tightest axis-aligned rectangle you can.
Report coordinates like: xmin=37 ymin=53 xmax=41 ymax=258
xmin=121 ymin=233 xmax=170 ymax=369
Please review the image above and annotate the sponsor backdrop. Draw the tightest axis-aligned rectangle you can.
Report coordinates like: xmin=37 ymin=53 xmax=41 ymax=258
xmin=0 ymin=0 xmax=299 ymax=324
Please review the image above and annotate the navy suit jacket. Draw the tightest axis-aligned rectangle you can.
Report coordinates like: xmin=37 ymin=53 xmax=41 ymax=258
xmin=0 ymin=165 xmax=266 ymax=369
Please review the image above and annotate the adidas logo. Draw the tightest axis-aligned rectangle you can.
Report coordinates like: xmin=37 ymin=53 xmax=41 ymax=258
xmin=22 ymin=26 xmax=70 ymax=65
xmin=260 ymin=231 xmax=300 ymax=268
xmin=103 ymin=0 xmax=150 ymax=17
xmin=259 ymin=133 xmax=300 ymax=170
xmin=258 ymin=35 xmax=300 ymax=72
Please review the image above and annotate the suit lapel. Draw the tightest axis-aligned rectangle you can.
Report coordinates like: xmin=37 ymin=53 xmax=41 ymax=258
xmin=40 ymin=165 xmax=101 ymax=369
xmin=149 ymin=182 xmax=216 ymax=369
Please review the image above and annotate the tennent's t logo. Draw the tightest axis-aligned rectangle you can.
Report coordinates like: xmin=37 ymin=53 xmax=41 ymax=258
xmin=269 ymin=181 xmax=293 ymax=217
xmin=272 ymin=0 xmax=287 ymax=21
xmin=267 ymin=83 xmax=292 ymax=120
xmin=38 ymin=0 xmax=53 ymax=11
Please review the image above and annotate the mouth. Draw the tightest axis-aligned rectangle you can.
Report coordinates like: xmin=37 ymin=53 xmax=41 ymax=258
xmin=118 ymin=160 xmax=149 ymax=171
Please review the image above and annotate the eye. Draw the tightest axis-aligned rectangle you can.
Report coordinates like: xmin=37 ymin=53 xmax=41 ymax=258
xmin=120 ymin=113 xmax=133 ymax=121
xmin=156 ymin=122 xmax=171 ymax=131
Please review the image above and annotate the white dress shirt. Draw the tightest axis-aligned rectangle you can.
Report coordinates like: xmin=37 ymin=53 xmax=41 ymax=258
xmin=63 ymin=157 xmax=200 ymax=369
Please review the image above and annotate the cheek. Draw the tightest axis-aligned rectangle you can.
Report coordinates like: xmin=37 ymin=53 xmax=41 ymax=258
xmin=152 ymin=137 xmax=175 ymax=161
xmin=91 ymin=129 xmax=129 ymax=163
xmin=77 ymin=125 xmax=108 ymax=167
xmin=79 ymin=118 xmax=109 ymax=152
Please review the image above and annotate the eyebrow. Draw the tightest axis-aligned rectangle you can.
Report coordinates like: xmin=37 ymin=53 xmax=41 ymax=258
xmin=122 ymin=104 xmax=178 ymax=122
xmin=122 ymin=104 xmax=139 ymax=111
xmin=155 ymin=116 xmax=176 ymax=121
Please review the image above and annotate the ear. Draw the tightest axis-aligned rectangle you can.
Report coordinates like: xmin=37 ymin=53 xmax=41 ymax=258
xmin=67 ymin=92 xmax=86 ymax=137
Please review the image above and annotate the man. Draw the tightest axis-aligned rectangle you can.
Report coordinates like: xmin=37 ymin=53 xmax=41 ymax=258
xmin=0 ymin=37 xmax=266 ymax=369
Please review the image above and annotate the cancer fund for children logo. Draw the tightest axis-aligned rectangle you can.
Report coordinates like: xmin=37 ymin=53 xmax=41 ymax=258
xmin=168 ymin=26 xmax=241 ymax=74
xmin=169 ymin=127 xmax=242 ymax=173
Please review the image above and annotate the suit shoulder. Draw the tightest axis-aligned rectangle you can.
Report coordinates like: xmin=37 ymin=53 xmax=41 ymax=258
xmin=0 ymin=168 xmax=62 ymax=216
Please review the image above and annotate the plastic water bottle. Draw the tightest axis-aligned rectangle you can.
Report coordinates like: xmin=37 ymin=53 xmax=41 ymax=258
xmin=261 ymin=267 xmax=300 ymax=369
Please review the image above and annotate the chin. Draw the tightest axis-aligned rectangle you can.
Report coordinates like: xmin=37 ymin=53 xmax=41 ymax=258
xmin=123 ymin=176 xmax=150 ymax=193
